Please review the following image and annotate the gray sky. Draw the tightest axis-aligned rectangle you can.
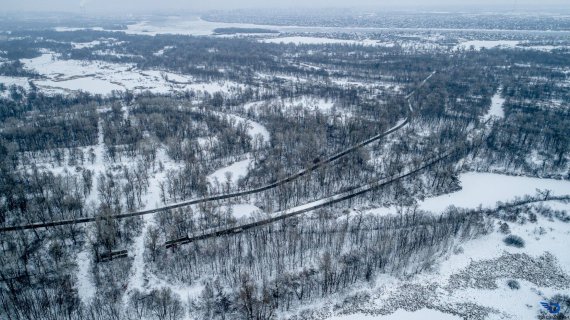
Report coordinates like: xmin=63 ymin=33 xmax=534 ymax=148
xmin=3 ymin=0 xmax=569 ymax=14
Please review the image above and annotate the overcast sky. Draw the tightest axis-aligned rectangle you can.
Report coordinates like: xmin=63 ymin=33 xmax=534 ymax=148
xmin=3 ymin=0 xmax=569 ymax=14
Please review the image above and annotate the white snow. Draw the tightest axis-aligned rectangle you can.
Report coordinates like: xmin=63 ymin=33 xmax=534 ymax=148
xmin=76 ymin=249 xmax=96 ymax=304
xmin=123 ymin=213 xmax=154 ymax=305
xmin=484 ymin=92 xmax=505 ymax=120
xmin=0 ymin=75 xmax=31 ymax=89
xmin=124 ymin=17 xmax=270 ymax=36
xmin=454 ymin=40 xmax=520 ymax=51
xmin=0 ymin=76 xmax=30 ymax=98
xmin=19 ymin=53 xmax=241 ymax=96
xmin=207 ymin=157 xmax=251 ymax=186
xmin=281 ymin=96 xmax=336 ymax=112
xmin=243 ymin=96 xmax=338 ymax=115
xmin=153 ymin=46 xmax=175 ymax=56
xmin=423 ymin=200 xmax=570 ymax=319
xmin=329 ymin=309 xmax=460 ymax=320
xmin=36 ymin=78 xmax=124 ymax=95
xmin=261 ymin=37 xmax=387 ymax=46
xmin=219 ymin=203 xmax=263 ymax=219
xmin=335 ymin=200 xmax=570 ymax=320
xmin=55 ymin=27 xmax=104 ymax=32
xmin=418 ymin=172 xmax=570 ymax=213
xmin=222 ymin=113 xmax=271 ymax=143
xmin=71 ymin=40 xmax=102 ymax=49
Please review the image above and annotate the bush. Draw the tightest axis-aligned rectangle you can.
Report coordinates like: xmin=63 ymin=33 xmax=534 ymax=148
xmin=504 ymin=235 xmax=525 ymax=248
xmin=499 ymin=222 xmax=511 ymax=234
xmin=507 ymin=279 xmax=520 ymax=290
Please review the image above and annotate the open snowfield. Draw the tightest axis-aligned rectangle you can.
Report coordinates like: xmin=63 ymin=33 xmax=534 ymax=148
xmin=419 ymin=172 xmax=570 ymax=213
xmin=0 ymin=75 xmax=31 ymax=89
xmin=207 ymin=157 xmax=252 ymax=186
xmin=454 ymin=40 xmax=520 ymax=51
xmin=36 ymin=77 xmax=124 ymax=95
xmin=367 ymin=172 xmax=570 ymax=216
xmin=219 ymin=203 xmax=264 ymax=219
xmin=18 ymin=53 xmax=241 ymax=95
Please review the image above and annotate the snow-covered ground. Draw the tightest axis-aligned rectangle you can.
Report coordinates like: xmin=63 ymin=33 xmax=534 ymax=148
xmin=419 ymin=172 xmax=570 ymax=213
xmin=243 ymin=96 xmax=339 ymax=115
xmin=219 ymin=203 xmax=264 ymax=219
xmin=0 ymin=75 xmax=31 ymax=98
xmin=260 ymin=37 xmax=389 ymax=46
xmin=324 ymin=197 xmax=570 ymax=320
xmin=18 ymin=53 xmax=241 ymax=96
xmin=208 ymin=157 xmax=251 ymax=186
xmin=76 ymin=248 xmax=96 ymax=304
xmin=221 ymin=113 xmax=271 ymax=143
xmin=36 ymin=77 xmax=124 ymax=95
xmin=421 ymin=202 xmax=570 ymax=319
xmin=329 ymin=309 xmax=460 ymax=320
xmin=484 ymin=92 xmax=505 ymax=121
xmin=367 ymin=172 xmax=570 ymax=216
xmin=454 ymin=40 xmax=520 ymax=51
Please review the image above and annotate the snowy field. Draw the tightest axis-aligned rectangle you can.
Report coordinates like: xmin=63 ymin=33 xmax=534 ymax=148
xmin=454 ymin=40 xmax=570 ymax=52
xmin=17 ymin=53 xmax=241 ymax=96
xmin=419 ymin=172 xmax=570 ymax=213
xmin=367 ymin=172 xmax=570 ymax=216
xmin=0 ymin=75 xmax=31 ymax=98
xmin=454 ymin=40 xmax=520 ymax=51
xmin=207 ymin=157 xmax=252 ymax=186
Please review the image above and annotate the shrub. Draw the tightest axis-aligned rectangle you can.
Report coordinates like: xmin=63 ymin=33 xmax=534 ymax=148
xmin=529 ymin=212 xmax=537 ymax=223
xmin=507 ymin=279 xmax=520 ymax=290
xmin=504 ymin=235 xmax=525 ymax=248
xmin=499 ymin=222 xmax=511 ymax=234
